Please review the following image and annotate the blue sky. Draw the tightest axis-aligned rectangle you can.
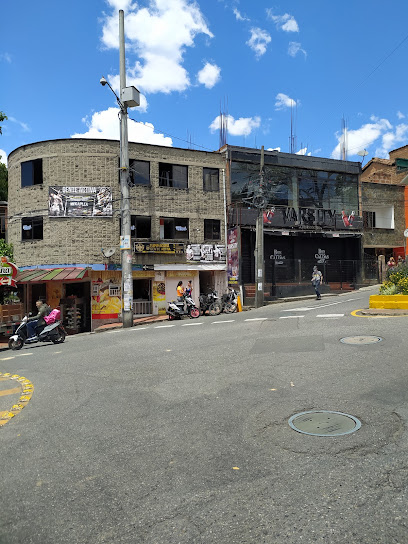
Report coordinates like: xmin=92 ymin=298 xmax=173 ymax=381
xmin=2 ymin=0 xmax=408 ymax=166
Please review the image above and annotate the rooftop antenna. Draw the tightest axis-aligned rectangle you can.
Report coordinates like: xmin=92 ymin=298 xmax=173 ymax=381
xmin=341 ymin=116 xmax=348 ymax=161
xmin=219 ymin=97 xmax=228 ymax=149
xmin=289 ymin=100 xmax=297 ymax=153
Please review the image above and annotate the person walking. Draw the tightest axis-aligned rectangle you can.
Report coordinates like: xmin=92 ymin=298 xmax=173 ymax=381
xmin=311 ymin=266 xmax=323 ymax=300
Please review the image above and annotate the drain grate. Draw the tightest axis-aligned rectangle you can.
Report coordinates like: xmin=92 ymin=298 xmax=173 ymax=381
xmin=288 ymin=410 xmax=361 ymax=437
xmin=340 ymin=335 xmax=382 ymax=345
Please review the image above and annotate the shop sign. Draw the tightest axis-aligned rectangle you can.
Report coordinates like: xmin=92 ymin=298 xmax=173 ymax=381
xmin=186 ymin=244 xmax=226 ymax=263
xmin=0 ymin=256 xmax=18 ymax=287
xmin=315 ymin=248 xmax=330 ymax=264
xmin=270 ymin=249 xmax=286 ymax=265
xmin=263 ymin=206 xmax=362 ymax=230
xmin=49 ymin=186 xmax=113 ymax=217
xmin=134 ymin=242 xmax=184 ymax=255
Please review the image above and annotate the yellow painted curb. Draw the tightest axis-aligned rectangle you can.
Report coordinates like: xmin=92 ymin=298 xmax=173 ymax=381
xmin=369 ymin=294 xmax=408 ymax=310
xmin=351 ymin=309 xmax=406 ymax=318
xmin=0 ymin=372 xmax=34 ymax=428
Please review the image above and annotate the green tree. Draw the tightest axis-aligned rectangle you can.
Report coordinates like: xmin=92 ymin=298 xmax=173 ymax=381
xmin=0 ymin=111 xmax=7 ymax=135
xmin=0 ymin=163 xmax=7 ymax=201
xmin=0 ymin=239 xmax=13 ymax=261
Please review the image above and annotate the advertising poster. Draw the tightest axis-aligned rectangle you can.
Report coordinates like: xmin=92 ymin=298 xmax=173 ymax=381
xmin=152 ymin=281 xmax=166 ymax=315
xmin=49 ymin=186 xmax=113 ymax=217
xmin=227 ymin=228 xmax=239 ymax=286
xmin=185 ymin=244 xmax=226 ymax=263
xmin=91 ymin=280 xmax=122 ymax=318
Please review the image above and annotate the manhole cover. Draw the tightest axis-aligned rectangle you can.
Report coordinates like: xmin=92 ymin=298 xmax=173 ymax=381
xmin=340 ymin=335 xmax=382 ymax=345
xmin=288 ymin=410 xmax=361 ymax=437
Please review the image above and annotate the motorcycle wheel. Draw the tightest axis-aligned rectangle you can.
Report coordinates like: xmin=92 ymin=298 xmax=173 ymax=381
xmin=52 ymin=329 xmax=66 ymax=344
xmin=168 ymin=314 xmax=176 ymax=321
xmin=224 ymin=302 xmax=237 ymax=314
xmin=189 ymin=307 xmax=200 ymax=318
xmin=8 ymin=338 xmax=24 ymax=351
xmin=209 ymin=302 xmax=222 ymax=316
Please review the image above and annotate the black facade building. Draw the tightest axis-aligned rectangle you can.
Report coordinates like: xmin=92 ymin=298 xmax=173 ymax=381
xmin=222 ymin=146 xmax=363 ymax=300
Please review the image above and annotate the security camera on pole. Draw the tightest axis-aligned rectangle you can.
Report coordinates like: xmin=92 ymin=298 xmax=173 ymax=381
xmin=100 ymin=9 xmax=140 ymax=327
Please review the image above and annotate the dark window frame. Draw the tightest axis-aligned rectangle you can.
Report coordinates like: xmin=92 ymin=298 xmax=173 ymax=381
xmin=203 ymin=168 xmax=219 ymax=192
xmin=130 ymin=215 xmax=151 ymax=238
xmin=160 ymin=217 xmax=189 ymax=240
xmin=21 ymin=159 xmax=43 ymax=187
xmin=363 ymin=210 xmax=376 ymax=229
xmin=21 ymin=216 xmax=43 ymax=241
xmin=204 ymin=219 xmax=221 ymax=240
xmin=159 ymin=163 xmax=188 ymax=189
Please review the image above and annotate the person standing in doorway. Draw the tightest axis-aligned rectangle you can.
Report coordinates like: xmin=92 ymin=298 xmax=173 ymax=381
xmin=311 ymin=266 xmax=323 ymax=300
xmin=176 ymin=281 xmax=184 ymax=301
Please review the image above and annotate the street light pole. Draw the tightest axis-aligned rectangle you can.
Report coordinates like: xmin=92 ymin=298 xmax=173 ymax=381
xmin=255 ymin=146 xmax=265 ymax=308
xmin=118 ymin=9 xmax=133 ymax=328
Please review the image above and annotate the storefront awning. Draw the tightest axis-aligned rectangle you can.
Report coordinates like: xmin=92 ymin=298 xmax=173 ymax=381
xmin=16 ymin=267 xmax=89 ymax=283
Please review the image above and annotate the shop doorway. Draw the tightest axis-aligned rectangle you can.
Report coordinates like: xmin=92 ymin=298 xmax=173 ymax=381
xmin=60 ymin=281 xmax=91 ymax=333
xmin=199 ymin=271 xmax=214 ymax=295
xmin=133 ymin=279 xmax=152 ymax=315
xmin=31 ymin=283 xmax=46 ymax=313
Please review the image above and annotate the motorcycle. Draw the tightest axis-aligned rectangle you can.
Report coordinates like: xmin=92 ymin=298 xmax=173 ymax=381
xmin=199 ymin=290 xmax=222 ymax=316
xmin=221 ymin=288 xmax=238 ymax=313
xmin=166 ymin=295 xmax=200 ymax=320
xmin=8 ymin=316 xmax=66 ymax=350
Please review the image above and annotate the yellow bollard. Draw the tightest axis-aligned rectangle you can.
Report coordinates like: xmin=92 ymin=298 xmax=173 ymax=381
xmin=237 ymin=295 xmax=243 ymax=312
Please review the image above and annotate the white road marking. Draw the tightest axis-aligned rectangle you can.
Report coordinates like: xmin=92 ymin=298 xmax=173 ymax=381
xmin=155 ymin=325 xmax=176 ymax=328
xmin=131 ymin=327 xmax=147 ymax=330
xmin=282 ymin=307 xmax=312 ymax=312
xmin=15 ymin=353 xmax=33 ymax=357
xmin=107 ymin=330 xmax=122 ymax=334
xmin=316 ymin=314 xmax=344 ymax=318
xmin=245 ymin=318 xmax=268 ymax=321
xmin=280 ymin=315 xmax=305 ymax=319
xmin=182 ymin=322 xmax=204 ymax=326
xmin=211 ymin=320 xmax=235 ymax=324
xmin=282 ymin=300 xmax=348 ymax=312
xmin=0 ymin=356 xmax=15 ymax=361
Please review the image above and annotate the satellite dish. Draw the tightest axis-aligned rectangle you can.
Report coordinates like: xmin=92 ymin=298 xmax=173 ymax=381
xmin=357 ymin=149 xmax=368 ymax=157
xmin=102 ymin=247 xmax=116 ymax=258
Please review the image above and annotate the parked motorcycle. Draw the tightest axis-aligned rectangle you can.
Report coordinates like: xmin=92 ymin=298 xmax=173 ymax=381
xmin=166 ymin=295 xmax=200 ymax=320
xmin=221 ymin=288 xmax=238 ymax=313
xmin=8 ymin=316 xmax=66 ymax=350
xmin=199 ymin=291 xmax=222 ymax=316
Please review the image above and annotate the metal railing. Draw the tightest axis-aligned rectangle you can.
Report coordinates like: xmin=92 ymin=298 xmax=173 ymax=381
xmin=133 ymin=300 xmax=152 ymax=315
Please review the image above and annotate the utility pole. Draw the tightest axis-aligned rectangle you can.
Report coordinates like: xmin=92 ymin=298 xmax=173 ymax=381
xmin=119 ymin=9 xmax=133 ymax=328
xmin=255 ymin=146 xmax=265 ymax=308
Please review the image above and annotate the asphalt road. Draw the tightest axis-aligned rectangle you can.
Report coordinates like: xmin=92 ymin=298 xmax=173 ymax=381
xmin=0 ymin=285 xmax=407 ymax=544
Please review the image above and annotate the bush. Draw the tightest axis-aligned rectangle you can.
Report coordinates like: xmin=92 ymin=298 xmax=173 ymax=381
xmin=379 ymin=282 xmax=398 ymax=295
xmin=381 ymin=263 xmax=408 ymax=294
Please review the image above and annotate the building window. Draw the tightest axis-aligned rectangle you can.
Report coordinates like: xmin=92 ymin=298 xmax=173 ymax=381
xmin=363 ymin=207 xmax=394 ymax=229
xmin=129 ymin=159 xmax=150 ymax=186
xmin=21 ymin=159 xmax=43 ymax=187
xmin=22 ymin=217 xmax=43 ymax=241
xmin=131 ymin=215 xmax=151 ymax=238
xmin=363 ymin=211 xmax=376 ymax=228
xmin=159 ymin=163 xmax=188 ymax=189
xmin=203 ymin=168 xmax=219 ymax=191
xmin=204 ymin=219 xmax=221 ymax=240
xmin=160 ymin=217 xmax=189 ymax=239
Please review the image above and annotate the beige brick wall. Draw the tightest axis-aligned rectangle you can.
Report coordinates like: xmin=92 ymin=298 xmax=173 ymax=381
xmin=8 ymin=139 xmax=226 ymax=268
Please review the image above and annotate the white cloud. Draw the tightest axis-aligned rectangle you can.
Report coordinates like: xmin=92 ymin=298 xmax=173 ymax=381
xmin=266 ymin=10 xmax=299 ymax=32
xmin=275 ymin=93 xmax=297 ymax=110
xmin=0 ymin=149 xmax=7 ymax=166
xmin=331 ymin=118 xmax=392 ymax=159
xmin=375 ymin=123 xmax=408 ymax=158
xmin=8 ymin=116 xmax=30 ymax=132
xmin=0 ymin=53 xmax=11 ymax=63
xmin=233 ymin=8 xmax=249 ymax=21
xmin=71 ymin=107 xmax=172 ymax=146
xmin=296 ymin=147 xmax=307 ymax=155
xmin=397 ymin=111 xmax=405 ymax=120
xmin=288 ymin=42 xmax=306 ymax=58
xmin=246 ymin=27 xmax=271 ymax=58
xmin=267 ymin=147 xmax=281 ymax=152
xmin=209 ymin=114 xmax=261 ymax=137
xmin=101 ymin=0 xmax=213 ymax=94
xmin=197 ymin=62 xmax=221 ymax=88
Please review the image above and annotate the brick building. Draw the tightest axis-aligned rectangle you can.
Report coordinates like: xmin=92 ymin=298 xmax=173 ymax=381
xmin=361 ymin=144 xmax=408 ymax=263
xmin=7 ymin=139 xmax=227 ymax=332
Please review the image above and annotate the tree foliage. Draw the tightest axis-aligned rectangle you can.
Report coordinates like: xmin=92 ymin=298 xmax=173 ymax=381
xmin=0 ymin=163 xmax=7 ymax=201
xmin=0 ymin=239 xmax=13 ymax=261
xmin=0 ymin=111 xmax=7 ymax=135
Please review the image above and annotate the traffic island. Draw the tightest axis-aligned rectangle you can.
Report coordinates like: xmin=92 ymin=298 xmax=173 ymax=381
xmin=369 ymin=294 xmax=408 ymax=310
